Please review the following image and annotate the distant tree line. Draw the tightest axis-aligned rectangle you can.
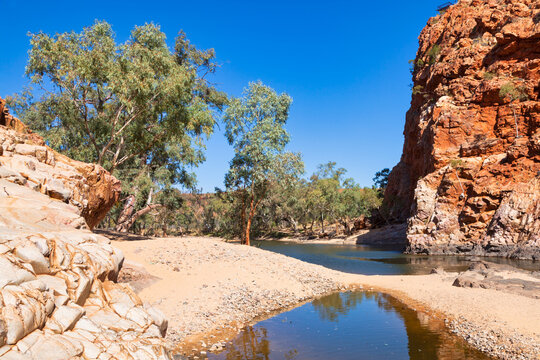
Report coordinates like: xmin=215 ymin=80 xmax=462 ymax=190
xmin=8 ymin=21 xmax=389 ymax=243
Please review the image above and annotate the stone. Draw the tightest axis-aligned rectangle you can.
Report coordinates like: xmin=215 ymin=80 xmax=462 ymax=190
xmin=0 ymin=257 xmax=36 ymax=288
xmin=0 ymin=98 xmax=170 ymax=357
xmin=14 ymin=245 xmax=50 ymax=274
xmin=27 ymin=334 xmax=84 ymax=359
xmin=45 ymin=178 xmax=72 ymax=202
xmin=48 ymin=304 xmax=85 ymax=333
xmin=0 ymin=166 xmax=26 ymax=185
xmin=384 ymin=0 xmax=540 ymax=259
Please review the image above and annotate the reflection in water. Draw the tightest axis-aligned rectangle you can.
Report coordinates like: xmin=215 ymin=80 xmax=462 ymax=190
xmin=209 ymin=291 xmax=492 ymax=360
xmin=310 ymin=291 xmax=365 ymax=322
xmin=254 ymin=241 xmax=538 ymax=275
xmin=221 ymin=327 xmax=270 ymax=360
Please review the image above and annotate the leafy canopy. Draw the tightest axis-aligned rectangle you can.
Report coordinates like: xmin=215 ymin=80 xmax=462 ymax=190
xmin=7 ymin=21 xmax=227 ymax=231
xmin=8 ymin=21 xmax=224 ymax=179
xmin=224 ymin=81 xmax=303 ymax=191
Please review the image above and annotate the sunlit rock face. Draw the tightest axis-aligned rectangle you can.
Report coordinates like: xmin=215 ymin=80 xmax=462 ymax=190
xmin=384 ymin=0 xmax=540 ymax=259
xmin=0 ymin=98 xmax=171 ymax=358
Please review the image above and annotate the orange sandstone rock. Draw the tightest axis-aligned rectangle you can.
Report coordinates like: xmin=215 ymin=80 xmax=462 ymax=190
xmin=384 ymin=0 xmax=540 ymax=259
xmin=0 ymin=97 xmax=120 ymax=229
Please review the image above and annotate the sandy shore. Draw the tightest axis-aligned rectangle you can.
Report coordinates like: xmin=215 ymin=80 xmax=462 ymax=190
xmin=113 ymin=236 xmax=540 ymax=360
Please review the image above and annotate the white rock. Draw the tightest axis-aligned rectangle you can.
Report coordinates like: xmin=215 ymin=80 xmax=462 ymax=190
xmin=15 ymin=329 xmax=43 ymax=353
xmin=145 ymin=306 xmax=168 ymax=337
xmin=49 ymin=304 xmax=85 ymax=333
xmin=3 ymin=306 xmax=25 ymax=344
xmin=14 ymin=245 xmax=50 ymax=274
xmin=1 ymin=349 xmax=33 ymax=359
xmin=45 ymin=179 xmax=72 ymax=202
xmin=0 ymin=257 xmax=36 ymax=288
xmin=72 ymin=317 xmax=101 ymax=334
xmin=28 ymin=334 xmax=83 ymax=359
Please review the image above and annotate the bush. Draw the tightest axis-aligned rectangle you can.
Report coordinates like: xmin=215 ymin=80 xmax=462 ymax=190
xmin=483 ymin=71 xmax=496 ymax=80
xmin=412 ymin=85 xmax=424 ymax=95
xmin=499 ymin=82 xmax=528 ymax=102
xmin=427 ymin=44 xmax=441 ymax=65
xmin=449 ymin=159 xmax=463 ymax=168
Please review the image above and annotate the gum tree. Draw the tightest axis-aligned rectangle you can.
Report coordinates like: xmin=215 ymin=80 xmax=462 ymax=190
xmin=224 ymin=81 xmax=303 ymax=245
xmin=8 ymin=21 xmax=226 ymax=231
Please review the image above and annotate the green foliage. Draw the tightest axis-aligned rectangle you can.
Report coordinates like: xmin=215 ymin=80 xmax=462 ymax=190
xmin=449 ymin=159 xmax=463 ymax=168
xmin=427 ymin=44 xmax=441 ymax=65
xmin=296 ymin=162 xmax=381 ymax=235
xmin=7 ymin=21 xmax=227 ymax=231
xmin=373 ymin=168 xmax=390 ymax=190
xmin=223 ymin=81 xmax=304 ymax=244
xmin=499 ymin=82 xmax=528 ymax=102
xmin=412 ymin=85 xmax=424 ymax=95
xmin=408 ymin=58 xmax=425 ymax=74
xmin=165 ymin=161 xmax=382 ymax=239
xmin=483 ymin=71 xmax=496 ymax=80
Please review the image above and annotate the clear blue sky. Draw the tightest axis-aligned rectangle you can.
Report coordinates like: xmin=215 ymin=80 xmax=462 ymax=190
xmin=0 ymin=0 xmax=441 ymax=192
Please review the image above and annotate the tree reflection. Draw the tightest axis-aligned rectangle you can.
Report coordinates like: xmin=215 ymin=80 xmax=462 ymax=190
xmin=310 ymin=291 xmax=365 ymax=322
xmin=219 ymin=325 xmax=298 ymax=360
xmin=311 ymin=291 xmax=489 ymax=360
xmin=213 ymin=291 xmax=490 ymax=360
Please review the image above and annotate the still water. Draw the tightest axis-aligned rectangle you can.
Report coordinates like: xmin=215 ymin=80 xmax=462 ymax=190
xmin=253 ymin=240 xmax=538 ymax=275
xmin=207 ymin=241 xmax=535 ymax=359
xmin=208 ymin=291 xmax=492 ymax=360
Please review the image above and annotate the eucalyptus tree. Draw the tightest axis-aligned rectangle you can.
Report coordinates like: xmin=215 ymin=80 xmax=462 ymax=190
xmin=309 ymin=162 xmax=344 ymax=233
xmin=224 ymin=81 xmax=303 ymax=245
xmin=8 ymin=21 xmax=226 ymax=231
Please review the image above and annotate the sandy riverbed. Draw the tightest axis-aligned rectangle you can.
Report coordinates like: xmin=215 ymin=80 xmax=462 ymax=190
xmin=113 ymin=236 xmax=540 ymax=360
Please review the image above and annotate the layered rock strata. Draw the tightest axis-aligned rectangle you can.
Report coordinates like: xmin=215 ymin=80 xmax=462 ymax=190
xmin=0 ymin=98 xmax=171 ymax=359
xmin=384 ymin=0 xmax=540 ymax=259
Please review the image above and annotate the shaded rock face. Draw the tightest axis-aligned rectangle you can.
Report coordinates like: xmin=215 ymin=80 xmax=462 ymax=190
xmin=0 ymin=100 xmax=171 ymax=358
xmin=384 ymin=0 xmax=540 ymax=259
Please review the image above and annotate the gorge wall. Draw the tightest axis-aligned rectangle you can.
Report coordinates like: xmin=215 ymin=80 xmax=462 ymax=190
xmin=384 ymin=0 xmax=540 ymax=259
xmin=0 ymin=98 xmax=171 ymax=358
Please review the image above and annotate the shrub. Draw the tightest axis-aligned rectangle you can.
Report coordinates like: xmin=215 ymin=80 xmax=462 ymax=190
xmin=408 ymin=58 xmax=426 ymax=74
xmin=499 ymin=82 xmax=528 ymax=102
xmin=483 ymin=71 xmax=496 ymax=80
xmin=427 ymin=44 xmax=441 ymax=65
xmin=412 ymin=85 xmax=424 ymax=95
xmin=449 ymin=159 xmax=463 ymax=168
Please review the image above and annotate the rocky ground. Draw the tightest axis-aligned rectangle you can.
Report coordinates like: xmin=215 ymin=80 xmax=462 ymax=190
xmin=115 ymin=235 xmax=540 ymax=360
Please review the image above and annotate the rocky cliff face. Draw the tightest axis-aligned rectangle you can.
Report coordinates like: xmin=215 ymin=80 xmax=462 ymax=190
xmin=0 ymin=98 xmax=171 ymax=358
xmin=384 ymin=0 xmax=540 ymax=259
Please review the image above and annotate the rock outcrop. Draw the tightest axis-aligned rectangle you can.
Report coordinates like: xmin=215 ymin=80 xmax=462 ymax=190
xmin=452 ymin=261 xmax=540 ymax=299
xmin=0 ymin=98 xmax=171 ymax=359
xmin=384 ymin=0 xmax=540 ymax=259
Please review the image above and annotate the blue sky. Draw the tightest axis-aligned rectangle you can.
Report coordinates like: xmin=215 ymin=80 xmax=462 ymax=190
xmin=0 ymin=0 xmax=441 ymax=192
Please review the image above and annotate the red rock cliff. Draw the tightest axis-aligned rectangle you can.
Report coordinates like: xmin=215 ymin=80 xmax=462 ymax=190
xmin=384 ymin=0 xmax=540 ymax=259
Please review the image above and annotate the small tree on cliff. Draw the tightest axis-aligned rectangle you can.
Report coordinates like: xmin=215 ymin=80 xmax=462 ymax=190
xmin=224 ymin=81 xmax=303 ymax=245
xmin=8 ymin=21 xmax=226 ymax=232
xmin=499 ymin=82 xmax=528 ymax=140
